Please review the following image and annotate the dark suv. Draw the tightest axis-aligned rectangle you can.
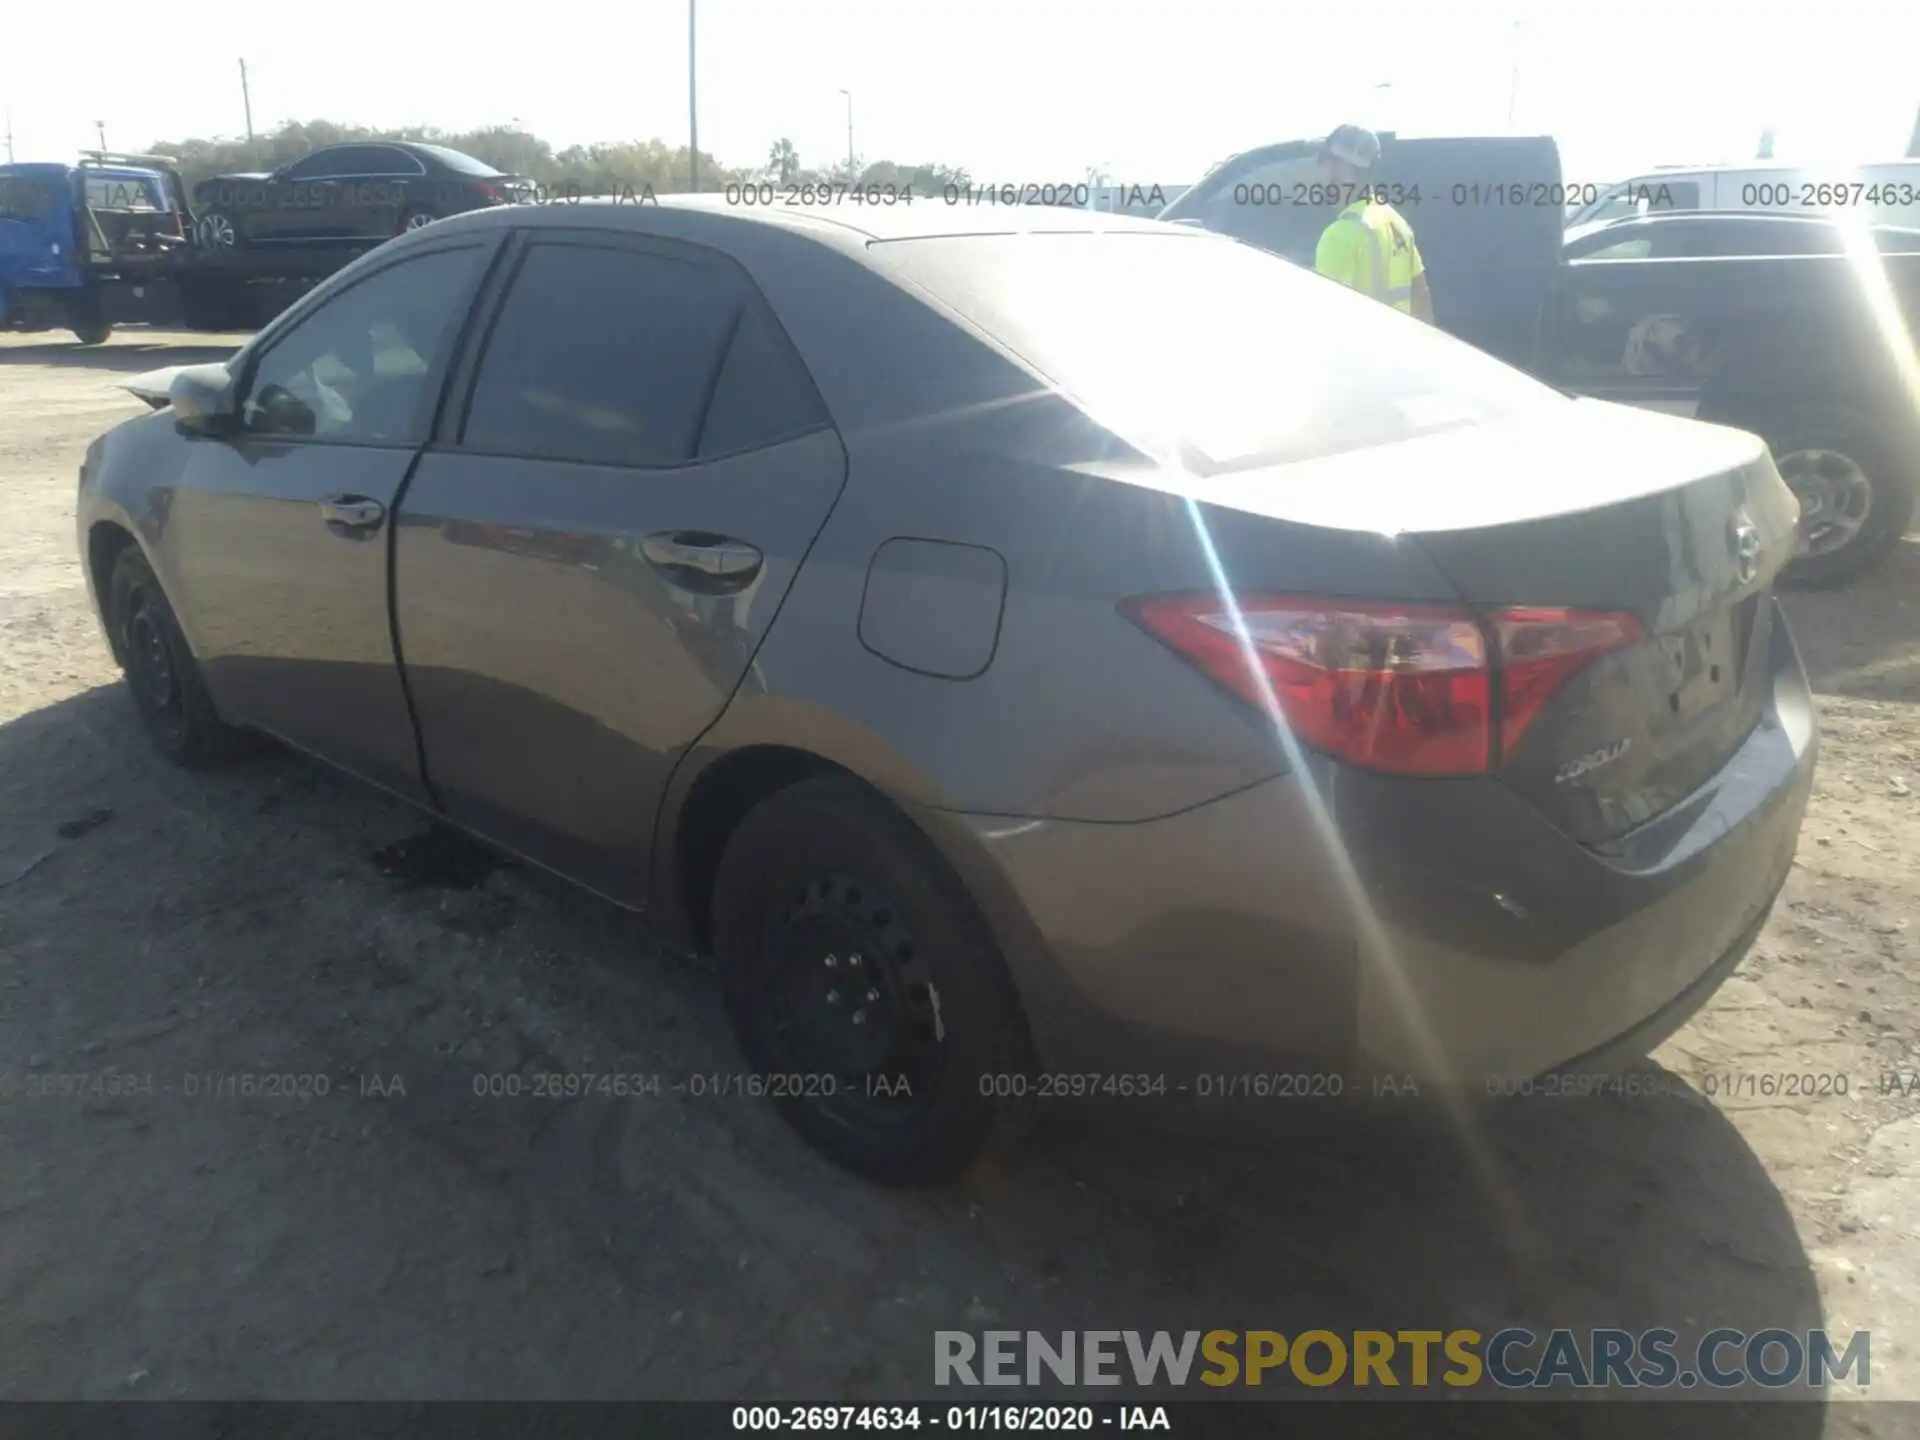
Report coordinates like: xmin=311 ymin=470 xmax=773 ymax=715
xmin=191 ymin=142 xmax=530 ymax=251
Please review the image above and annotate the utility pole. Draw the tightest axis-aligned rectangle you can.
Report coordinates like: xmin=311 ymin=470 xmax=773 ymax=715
xmin=1908 ymin=102 xmax=1920 ymax=158
xmin=688 ymin=0 xmax=700 ymax=191
xmin=1506 ymin=20 xmax=1522 ymax=129
xmin=839 ymin=89 xmax=855 ymax=177
xmin=239 ymin=59 xmax=255 ymax=143
xmin=3 ymin=105 xmax=13 ymax=163
xmin=94 ymin=120 xmax=107 ymax=151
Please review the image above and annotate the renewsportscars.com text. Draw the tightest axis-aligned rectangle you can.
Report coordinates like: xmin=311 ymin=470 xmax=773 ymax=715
xmin=934 ymin=1328 xmax=1870 ymax=1390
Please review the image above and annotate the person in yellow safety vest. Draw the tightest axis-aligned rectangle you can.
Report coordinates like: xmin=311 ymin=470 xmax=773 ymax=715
xmin=1311 ymin=124 xmax=1435 ymax=323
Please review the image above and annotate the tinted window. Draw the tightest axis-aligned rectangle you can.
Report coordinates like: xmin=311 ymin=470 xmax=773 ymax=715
xmin=695 ymin=304 xmax=829 ymax=458
xmin=1583 ymin=235 xmax=1655 ymax=260
xmin=410 ymin=144 xmax=503 ymax=177
xmin=873 ymin=232 xmax=1561 ymax=474
xmin=1692 ymin=220 xmax=1835 ymax=256
xmin=242 ymin=246 xmax=486 ymax=443
xmin=362 ymin=147 xmax=425 ymax=176
xmin=463 ymin=243 xmax=745 ymax=466
xmin=281 ymin=150 xmax=351 ymax=180
xmin=0 ymin=174 xmax=58 ymax=220
xmin=284 ymin=146 xmax=413 ymax=179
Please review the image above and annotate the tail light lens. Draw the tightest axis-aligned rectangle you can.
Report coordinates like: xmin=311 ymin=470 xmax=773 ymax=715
xmin=1492 ymin=608 xmax=1642 ymax=755
xmin=1123 ymin=594 xmax=1641 ymax=777
xmin=469 ymin=181 xmax=507 ymax=204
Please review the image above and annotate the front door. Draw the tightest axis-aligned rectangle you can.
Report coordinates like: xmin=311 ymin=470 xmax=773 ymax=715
xmin=393 ymin=230 xmax=847 ymax=903
xmin=164 ymin=239 xmax=497 ymax=798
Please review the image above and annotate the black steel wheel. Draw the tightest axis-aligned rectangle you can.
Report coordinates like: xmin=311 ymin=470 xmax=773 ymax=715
xmin=107 ymin=546 xmax=250 ymax=767
xmin=712 ymin=776 xmax=1033 ymax=1184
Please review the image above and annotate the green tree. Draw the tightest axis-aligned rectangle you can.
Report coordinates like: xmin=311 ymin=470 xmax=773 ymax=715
xmin=766 ymin=138 xmax=801 ymax=183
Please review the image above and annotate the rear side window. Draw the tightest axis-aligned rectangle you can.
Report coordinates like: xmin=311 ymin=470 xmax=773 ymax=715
xmin=872 ymin=231 xmax=1561 ymax=474
xmin=464 ymin=241 xmax=822 ymax=466
xmin=695 ymin=303 xmax=829 ymax=458
xmin=413 ymin=144 xmax=503 ymax=178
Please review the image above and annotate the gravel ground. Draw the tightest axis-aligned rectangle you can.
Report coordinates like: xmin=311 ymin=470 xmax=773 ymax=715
xmin=1 ymin=330 xmax=1917 ymax=1425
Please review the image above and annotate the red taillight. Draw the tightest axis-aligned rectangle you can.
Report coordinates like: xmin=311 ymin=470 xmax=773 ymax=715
xmin=1123 ymin=594 xmax=1641 ymax=777
xmin=470 ymin=181 xmax=507 ymax=204
xmin=1491 ymin=607 xmax=1642 ymax=755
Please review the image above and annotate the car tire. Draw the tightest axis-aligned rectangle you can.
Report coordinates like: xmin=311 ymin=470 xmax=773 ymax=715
xmin=398 ymin=209 xmax=439 ymax=234
xmin=1761 ymin=406 xmax=1918 ymax=589
xmin=108 ymin=547 xmax=251 ymax=768
xmin=710 ymin=776 xmax=1034 ymax=1185
xmin=71 ymin=322 xmax=111 ymax=345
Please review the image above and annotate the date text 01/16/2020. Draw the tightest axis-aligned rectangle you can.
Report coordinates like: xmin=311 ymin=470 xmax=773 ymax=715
xmin=1222 ymin=181 xmax=1623 ymax=210
xmin=718 ymin=182 xmax=1175 ymax=210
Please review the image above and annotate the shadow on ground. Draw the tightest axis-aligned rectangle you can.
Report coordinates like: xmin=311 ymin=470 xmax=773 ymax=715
xmin=0 ymin=682 xmax=1830 ymax=1420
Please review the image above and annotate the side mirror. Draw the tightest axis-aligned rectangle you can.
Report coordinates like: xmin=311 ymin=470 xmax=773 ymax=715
xmin=168 ymin=363 xmax=241 ymax=436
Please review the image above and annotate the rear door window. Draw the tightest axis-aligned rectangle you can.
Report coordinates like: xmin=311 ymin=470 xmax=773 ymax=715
xmin=461 ymin=239 xmax=822 ymax=467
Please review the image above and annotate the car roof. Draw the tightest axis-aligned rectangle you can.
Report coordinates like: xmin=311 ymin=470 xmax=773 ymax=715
xmin=417 ymin=192 xmax=1183 ymax=248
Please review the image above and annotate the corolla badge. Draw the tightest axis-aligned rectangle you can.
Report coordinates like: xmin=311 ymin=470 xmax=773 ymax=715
xmin=1556 ymin=737 xmax=1632 ymax=785
xmin=1731 ymin=510 xmax=1763 ymax=586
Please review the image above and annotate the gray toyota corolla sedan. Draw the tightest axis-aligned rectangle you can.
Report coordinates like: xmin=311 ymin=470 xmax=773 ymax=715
xmin=77 ymin=197 xmax=1817 ymax=1183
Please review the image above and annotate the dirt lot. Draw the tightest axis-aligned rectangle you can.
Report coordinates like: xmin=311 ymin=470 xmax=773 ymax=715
xmin=1 ymin=330 xmax=1917 ymax=1421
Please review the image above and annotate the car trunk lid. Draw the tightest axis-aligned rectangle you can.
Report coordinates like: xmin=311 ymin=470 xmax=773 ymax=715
xmin=1199 ymin=399 xmax=1797 ymax=844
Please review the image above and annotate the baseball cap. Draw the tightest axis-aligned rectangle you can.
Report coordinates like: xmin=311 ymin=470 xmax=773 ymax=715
xmin=1321 ymin=124 xmax=1382 ymax=170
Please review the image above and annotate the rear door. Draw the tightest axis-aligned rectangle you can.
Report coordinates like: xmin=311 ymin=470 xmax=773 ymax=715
xmin=1368 ymin=137 xmax=1565 ymax=366
xmin=393 ymin=228 xmax=847 ymax=904
xmin=163 ymin=237 xmax=500 ymax=797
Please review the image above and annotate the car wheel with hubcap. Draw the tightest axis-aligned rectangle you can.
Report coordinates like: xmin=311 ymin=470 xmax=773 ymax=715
xmin=1765 ymin=407 xmax=1918 ymax=589
xmin=108 ymin=547 xmax=251 ymax=767
xmin=196 ymin=211 xmax=237 ymax=249
xmin=399 ymin=210 xmax=439 ymax=233
xmin=711 ymin=776 xmax=1034 ymax=1185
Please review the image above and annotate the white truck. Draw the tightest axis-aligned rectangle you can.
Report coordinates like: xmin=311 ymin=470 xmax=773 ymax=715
xmin=1568 ymin=159 xmax=1920 ymax=230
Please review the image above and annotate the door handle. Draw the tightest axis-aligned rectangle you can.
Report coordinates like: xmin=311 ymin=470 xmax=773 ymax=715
xmin=319 ymin=495 xmax=386 ymax=533
xmin=641 ymin=532 xmax=762 ymax=580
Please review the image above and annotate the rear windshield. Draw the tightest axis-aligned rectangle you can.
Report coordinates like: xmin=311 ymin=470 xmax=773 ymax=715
xmin=411 ymin=144 xmax=504 ymax=177
xmin=83 ymin=174 xmax=164 ymax=212
xmin=869 ymin=231 xmax=1562 ymax=474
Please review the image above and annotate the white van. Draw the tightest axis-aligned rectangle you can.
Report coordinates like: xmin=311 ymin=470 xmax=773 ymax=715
xmin=1569 ymin=160 xmax=1920 ymax=230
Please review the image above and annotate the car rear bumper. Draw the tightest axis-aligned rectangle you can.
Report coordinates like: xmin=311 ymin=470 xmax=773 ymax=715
xmin=917 ymin=600 xmax=1817 ymax=1089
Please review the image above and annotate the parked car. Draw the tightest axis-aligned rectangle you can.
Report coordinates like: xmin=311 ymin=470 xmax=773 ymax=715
xmin=191 ymin=142 xmax=531 ymax=251
xmin=1564 ymin=210 xmax=1920 ymax=260
xmin=80 ymin=200 xmax=1816 ymax=1183
xmin=1567 ymin=159 xmax=1920 ymax=230
xmin=0 ymin=153 xmax=193 ymax=343
xmin=1160 ymin=133 xmax=1920 ymax=587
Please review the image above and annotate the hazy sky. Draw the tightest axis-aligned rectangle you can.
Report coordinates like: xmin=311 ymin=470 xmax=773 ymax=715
xmin=5 ymin=0 xmax=1916 ymax=184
